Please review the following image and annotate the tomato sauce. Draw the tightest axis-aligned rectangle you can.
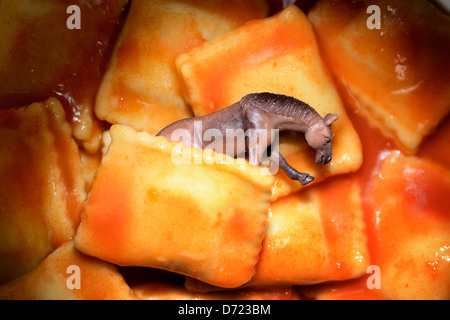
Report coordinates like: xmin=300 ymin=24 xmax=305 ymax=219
xmin=1 ymin=0 xmax=448 ymax=299
xmin=0 ymin=1 xmax=127 ymax=145
xmin=189 ymin=8 xmax=315 ymax=114
xmin=312 ymin=68 xmax=450 ymax=298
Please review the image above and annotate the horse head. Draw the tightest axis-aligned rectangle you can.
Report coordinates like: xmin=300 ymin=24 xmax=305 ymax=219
xmin=304 ymin=113 xmax=339 ymax=164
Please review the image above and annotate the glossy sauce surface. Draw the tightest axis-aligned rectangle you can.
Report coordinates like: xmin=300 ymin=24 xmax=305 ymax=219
xmin=0 ymin=0 xmax=127 ymax=145
xmin=186 ymin=10 xmax=316 ymax=114
xmin=0 ymin=0 xmax=448 ymax=299
xmin=308 ymin=0 xmax=450 ymax=152
xmin=313 ymin=79 xmax=450 ymax=299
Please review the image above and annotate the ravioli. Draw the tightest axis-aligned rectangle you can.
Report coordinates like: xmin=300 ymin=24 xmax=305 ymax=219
xmin=176 ymin=5 xmax=362 ymax=199
xmin=0 ymin=0 xmax=127 ymax=153
xmin=308 ymin=0 xmax=450 ymax=153
xmin=0 ymin=98 xmax=86 ymax=284
xmin=95 ymin=0 xmax=268 ymax=135
xmin=0 ymin=242 xmax=135 ymax=300
xmin=367 ymin=152 xmax=450 ymax=299
xmin=252 ymin=174 xmax=369 ymax=285
xmin=75 ymin=125 xmax=273 ymax=288
xmin=1 ymin=0 xmax=447 ymax=301
xmin=184 ymin=174 xmax=369 ymax=291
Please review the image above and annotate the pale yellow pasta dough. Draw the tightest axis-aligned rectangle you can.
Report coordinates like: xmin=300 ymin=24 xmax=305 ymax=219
xmin=0 ymin=242 xmax=135 ymax=300
xmin=0 ymin=98 xmax=86 ymax=284
xmin=308 ymin=0 xmax=450 ymax=153
xmin=95 ymin=0 xmax=268 ymax=135
xmin=75 ymin=125 xmax=274 ymax=288
xmin=252 ymin=175 xmax=369 ymax=285
xmin=176 ymin=5 xmax=362 ymax=199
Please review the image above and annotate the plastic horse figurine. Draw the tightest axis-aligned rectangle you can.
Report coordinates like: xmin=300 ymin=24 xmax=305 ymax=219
xmin=157 ymin=92 xmax=338 ymax=185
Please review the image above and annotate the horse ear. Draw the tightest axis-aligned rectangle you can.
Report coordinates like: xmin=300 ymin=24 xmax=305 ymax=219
xmin=323 ymin=113 xmax=339 ymax=126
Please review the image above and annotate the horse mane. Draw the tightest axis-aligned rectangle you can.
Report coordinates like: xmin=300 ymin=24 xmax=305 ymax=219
xmin=240 ymin=92 xmax=322 ymax=124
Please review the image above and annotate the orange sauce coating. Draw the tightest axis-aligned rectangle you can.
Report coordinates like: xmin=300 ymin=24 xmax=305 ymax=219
xmin=80 ymin=169 xmax=130 ymax=256
xmin=312 ymin=81 xmax=450 ymax=299
xmin=187 ymin=11 xmax=315 ymax=114
xmin=0 ymin=1 xmax=126 ymax=139
xmin=0 ymin=0 xmax=448 ymax=299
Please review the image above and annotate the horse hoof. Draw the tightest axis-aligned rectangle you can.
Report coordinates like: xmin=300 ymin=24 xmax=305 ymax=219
xmin=300 ymin=174 xmax=314 ymax=186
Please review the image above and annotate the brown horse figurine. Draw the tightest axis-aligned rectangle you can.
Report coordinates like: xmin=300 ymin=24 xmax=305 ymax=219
xmin=156 ymin=92 xmax=338 ymax=186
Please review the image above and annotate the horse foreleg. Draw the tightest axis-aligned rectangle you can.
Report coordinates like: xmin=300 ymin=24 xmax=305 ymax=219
xmin=270 ymin=148 xmax=314 ymax=186
xmin=246 ymin=129 xmax=267 ymax=167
